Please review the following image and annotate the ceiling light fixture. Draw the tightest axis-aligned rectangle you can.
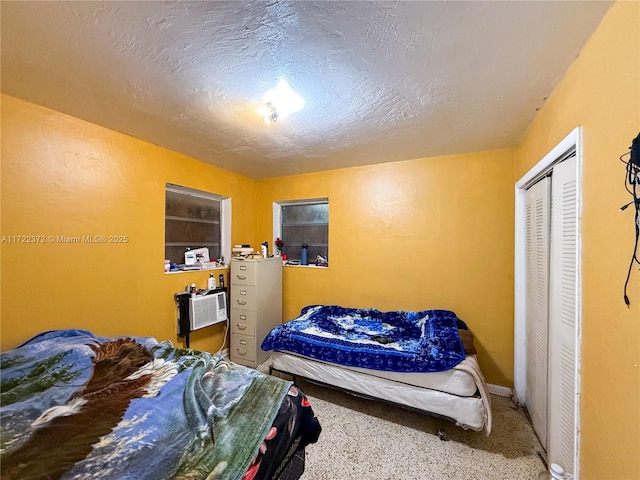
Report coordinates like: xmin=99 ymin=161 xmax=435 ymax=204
xmin=257 ymin=102 xmax=279 ymax=124
xmin=256 ymin=80 xmax=305 ymax=124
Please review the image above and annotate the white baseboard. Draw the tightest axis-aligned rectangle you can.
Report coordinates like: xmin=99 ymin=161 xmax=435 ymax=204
xmin=487 ymin=383 xmax=513 ymax=397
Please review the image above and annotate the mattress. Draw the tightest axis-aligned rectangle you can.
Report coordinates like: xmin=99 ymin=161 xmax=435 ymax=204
xmin=270 ymin=351 xmax=477 ymax=396
xmin=340 ymin=359 xmax=479 ymax=396
xmin=270 ymin=351 xmax=487 ymax=432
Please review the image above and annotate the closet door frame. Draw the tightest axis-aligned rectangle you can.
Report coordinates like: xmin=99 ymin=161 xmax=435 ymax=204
xmin=514 ymin=127 xmax=583 ymax=474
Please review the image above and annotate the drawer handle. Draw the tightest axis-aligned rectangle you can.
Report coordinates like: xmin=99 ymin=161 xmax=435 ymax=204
xmin=240 ymin=339 xmax=247 ymax=345
xmin=237 ymin=324 xmax=247 ymax=330
xmin=236 ymin=275 xmax=247 ymax=280
xmin=237 ymin=299 xmax=247 ymax=305
xmin=237 ymin=348 xmax=247 ymax=356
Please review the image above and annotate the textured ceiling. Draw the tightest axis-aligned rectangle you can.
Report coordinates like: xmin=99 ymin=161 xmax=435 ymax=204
xmin=1 ymin=1 xmax=612 ymax=179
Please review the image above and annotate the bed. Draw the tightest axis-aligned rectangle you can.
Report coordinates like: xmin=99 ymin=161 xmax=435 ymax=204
xmin=261 ymin=305 xmax=492 ymax=434
xmin=0 ymin=329 xmax=321 ymax=480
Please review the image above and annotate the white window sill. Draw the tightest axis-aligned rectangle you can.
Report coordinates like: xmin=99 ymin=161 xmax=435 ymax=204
xmin=165 ymin=266 xmax=229 ymax=274
xmin=284 ymin=264 xmax=328 ymax=269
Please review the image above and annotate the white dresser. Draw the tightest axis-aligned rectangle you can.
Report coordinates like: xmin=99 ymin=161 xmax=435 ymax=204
xmin=229 ymin=256 xmax=282 ymax=368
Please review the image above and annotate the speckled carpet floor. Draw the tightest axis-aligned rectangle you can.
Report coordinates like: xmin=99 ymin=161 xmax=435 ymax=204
xmin=296 ymin=379 xmax=548 ymax=480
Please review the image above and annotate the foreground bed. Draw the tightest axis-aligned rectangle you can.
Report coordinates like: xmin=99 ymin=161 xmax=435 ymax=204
xmin=262 ymin=305 xmax=492 ymax=434
xmin=0 ymin=329 xmax=321 ymax=480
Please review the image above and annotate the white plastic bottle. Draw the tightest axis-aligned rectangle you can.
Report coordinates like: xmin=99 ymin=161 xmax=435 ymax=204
xmin=208 ymin=273 xmax=216 ymax=290
xmin=550 ymin=463 xmax=566 ymax=480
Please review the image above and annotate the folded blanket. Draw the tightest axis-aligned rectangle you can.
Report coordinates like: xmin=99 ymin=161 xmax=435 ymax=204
xmin=453 ymin=355 xmax=493 ymax=435
xmin=262 ymin=305 xmax=466 ymax=372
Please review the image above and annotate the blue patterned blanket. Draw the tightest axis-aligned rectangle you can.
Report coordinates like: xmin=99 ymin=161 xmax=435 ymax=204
xmin=261 ymin=305 xmax=466 ymax=372
xmin=0 ymin=329 xmax=297 ymax=480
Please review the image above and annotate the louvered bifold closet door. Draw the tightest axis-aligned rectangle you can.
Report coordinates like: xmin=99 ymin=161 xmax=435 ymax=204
xmin=524 ymin=176 xmax=551 ymax=449
xmin=548 ymin=156 xmax=578 ymax=475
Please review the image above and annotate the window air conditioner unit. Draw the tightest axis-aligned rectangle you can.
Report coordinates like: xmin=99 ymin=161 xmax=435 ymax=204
xmin=189 ymin=291 xmax=227 ymax=331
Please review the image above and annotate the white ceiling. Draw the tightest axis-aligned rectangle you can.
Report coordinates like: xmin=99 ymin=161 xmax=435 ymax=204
xmin=1 ymin=1 xmax=612 ymax=180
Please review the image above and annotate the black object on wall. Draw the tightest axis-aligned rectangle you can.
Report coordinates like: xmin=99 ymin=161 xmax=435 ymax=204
xmin=620 ymin=132 xmax=640 ymax=307
xmin=175 ymin=292 xmax=192 ymax=346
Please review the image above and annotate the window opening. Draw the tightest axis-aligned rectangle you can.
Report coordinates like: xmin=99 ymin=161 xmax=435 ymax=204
xmin=165 ymin=184 xmax=229 ymax=268
xmin=275 ymin=199 xmax=328 ymax=266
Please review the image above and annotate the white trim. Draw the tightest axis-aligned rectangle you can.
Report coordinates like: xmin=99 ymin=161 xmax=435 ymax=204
xmin=514 ymin=126 xmax=582 ymax=478
xmin=273 ymin=202 xmax=282 ymax=247
xmin=166 ymin=183 xmax=226 ymax=201
xmin=277 ymin=197 xmax=329 ymax=206
xmin=221 ymin=197 xmax=232 ymax=265
xmin=514 ymin=183 xmax=528 ymax=404
xmin=487 ymin=384 xmax=513 ymax=397
xmin=574 ymin=133 xmax=583 ymax=480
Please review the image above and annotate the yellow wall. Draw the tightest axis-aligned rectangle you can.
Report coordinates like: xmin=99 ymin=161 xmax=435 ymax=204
xmin=0 ymin=94 xmax=257 ymax=353
xmin=515 ymin=2 xmax=640 ymax=478
xmin=2 ymin=91 xmax=516 ymax=388
xmin=3 ymin=4 xmax=638 ymax=476
xmin=257 ymin=150 xmax=516 ymax=386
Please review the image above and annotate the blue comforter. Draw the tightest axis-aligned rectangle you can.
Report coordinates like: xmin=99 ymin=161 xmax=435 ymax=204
xmin=261 ymin=305 xmax=466 ymax=372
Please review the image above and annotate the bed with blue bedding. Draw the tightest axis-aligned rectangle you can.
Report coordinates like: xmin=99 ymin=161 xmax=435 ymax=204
xmin=262 ymin=305 xmax=493 ymax=434
xmin=1 ymin=329 xmax=321 ymax=480
xmin=262 ymin=305 xmax=466 ymax=372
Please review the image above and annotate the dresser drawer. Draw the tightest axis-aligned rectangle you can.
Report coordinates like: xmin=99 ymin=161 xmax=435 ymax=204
xmin=231 ymin=309 xmax=256 ymax=335
xmin=231 ymin=334 xmax=256 ymax=362
xmin=231 ymin=261 xmax=256 ymax=285
xmin=231 ymin=285 xmax=255 ymax=309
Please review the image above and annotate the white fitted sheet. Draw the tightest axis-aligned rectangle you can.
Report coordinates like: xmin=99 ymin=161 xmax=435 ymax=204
xmin=270 ymin=351 xmax=487 ymax=432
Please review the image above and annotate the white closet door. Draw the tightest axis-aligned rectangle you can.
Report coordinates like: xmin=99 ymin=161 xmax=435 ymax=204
xmin=548 ymin=156 xmax=578 ymax=474
xmin=525 ymin=176 xmax=551 ymax=448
